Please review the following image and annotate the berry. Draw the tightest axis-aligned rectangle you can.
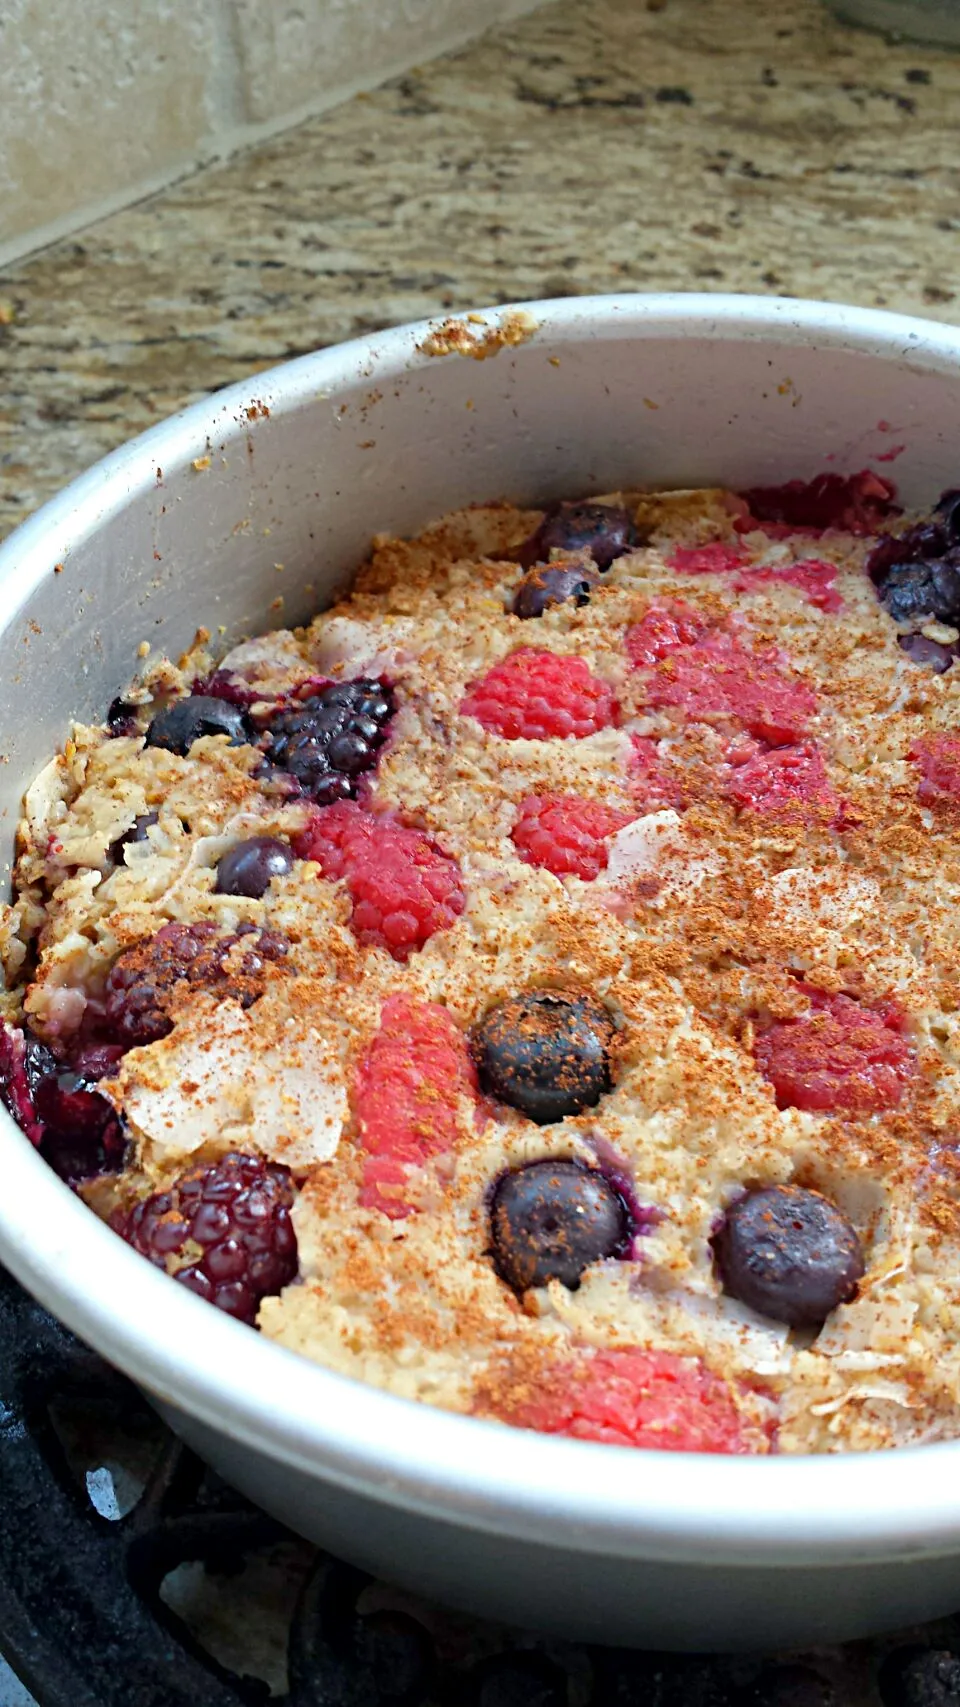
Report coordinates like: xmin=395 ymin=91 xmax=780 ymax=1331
xmin=262 ymin=678 xmax=394 ymax=804
xmin=625 ymin=600 xmax=710 ymax=668
xmin=755 ymin=986 xmax=914 ymax=1113
xmin=0 ymin=1023 xmax=53 ymax=1144
xmin=295 ymin=802 xmax=464 ymax=960
xmin=104 ymin=921 xmax=289 ymax=1048
xmin=490 ymin=1159 xmax=630 ymax=1293
xmin=145 ymin=694 xmax=251 ymax=754
xmin=874 ymin=552 xmax=960 ymax=626
xmin=734 ymin=559 xmax=842 ymax=614
xmin=878 ymin=1646 xmax=960 ymax=1707
xmin=667 ymin=543 xmax=843 ymax=612
xmin=191 ymin=669 xmax=262 ymax=708
xmin=725 ymin=741 xmax=840 ymax=821
xmin=898 ymin=633 xmax=958 ymax=673
xmin=0 ymin=1024 xmax=125 ymax=1180
xmin=215 ymin=836 xmax=294 ymax=899
xmin=640 ymin=632 xmax=817 ymax=747
xmin=116 ymin=1150 xmax=297 ymax=1324
xmin=513 ymin=561 xmax=596 ymax=619
xmin=911 ymin=733 xmax=960 ymax=807
xmin=739 ymin=470 xmax=899 ymax=535
xmin=669 ymin=542 xmax=747 ymax=575
xmin=354 ymin=994 xmax=478 ymax=1217
xmin=629 ymin=734 xmax=686 ymax=812
xmin=518 ymin=500 xmax=639 ymax=572
xmin=511 ymin=793 xmax=634 ymax=880
xmin=460 ymin=649 xmax=617 ymax=741
xmin=109 ymin=810 xmax=160 ymax=865
xmin=868 ymin=486 xmax=960 ymax=590
xmin=712 ymin=1184 xmax=865 ymax=1328
xmin=471 ymin=990 xmax=615 ymax=1124
xmin=498 ymin=1346 xmax=760 ymax=1453
xmin=106 ymin=697 xmax=141 ymax=737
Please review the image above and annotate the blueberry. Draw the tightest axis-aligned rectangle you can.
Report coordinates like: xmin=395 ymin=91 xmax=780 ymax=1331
xmin=145 ymin=695 xmax=251 ymax=755
xmin=878 ymin=1646 xmax=960 ymax=1707
xmin=109 ymin=811 xmax=160 ymax=865
xmin=712 ymin=1184 xmax=864 ymax=1327
xmin=898 ymin=633 xmax=957 ymax=673
xmin=471 ymin=990 xmax=616 ymax=1123
xmin=518 ymin=501 xmax=639 ymax=572
xmin=513 ymin=561 xmax=597 ymax=618
xmin=215 ymin=836 xmax=294 ymax=899
xmin=490 ymin=1158 xmax=630 ymax=1292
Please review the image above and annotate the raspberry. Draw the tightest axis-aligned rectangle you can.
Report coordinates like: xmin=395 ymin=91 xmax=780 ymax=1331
xmin=669 ymin=542 xmax=747 ymax=576
xmin=295 ymin=802 xmax=464 ymax=960
xmin=640 ymin=632 xmax=816 ymax=747
xmin=629 ymin=734 xmax=686 ymax=812
xmin=755 ymin=986 xmax=915 ymax=1113
xmin=460 ymin=649 xmax=617 ymax=740
xmin=624 ymin=600 xmax=710 ymax=668
xmin=668 ymin=544 xmax=842 ymax=612
xmin=733 ymin=559 xmax=842 ymax=614
xmin=511 ymin=793 xmax=634 ymax=880
xmin=490 ymin=1347 xmax=764 ymax=1453
xmin=353 ymin=994 xmax=478 ymax=1217
xmin=262 ymin=678 xmax=395 ymax=803
xmin=104 ymin=922 xmax=289 ymax=1048
xmin=911 ymin=733 xmax=960 ymax=808
xmin=738 ymin=470 xmax=899 ymax=536
xmin=725 ymin=741 xmax=842 ymax=821
xmin=116 ymin=1151 xmax=297 ymax=1324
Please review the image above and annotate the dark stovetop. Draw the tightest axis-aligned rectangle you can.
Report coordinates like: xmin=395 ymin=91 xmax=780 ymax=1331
xmin=0 ymin=1264 xmax=956 ymax=1707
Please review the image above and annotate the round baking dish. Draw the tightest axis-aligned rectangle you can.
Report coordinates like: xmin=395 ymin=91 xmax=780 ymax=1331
xmin=2 ymin=294 xmax=960 ymax=1652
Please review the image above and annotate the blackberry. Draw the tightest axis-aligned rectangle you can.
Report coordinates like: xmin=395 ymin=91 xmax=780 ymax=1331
xmin=262 ymin=679 xmax=394 ymax=803
xmin=874 ymin=552 xmax=960 ymax=626
xmin=0 ymin=1024 xmax=125 ymax=1181
xmin=116 ymin=1150 xmax=298 ymax=1324
xmin=103 ymin=921 xmax=289 ymax=1048
xmin=868 ymin=485 xmax=960 ymax=634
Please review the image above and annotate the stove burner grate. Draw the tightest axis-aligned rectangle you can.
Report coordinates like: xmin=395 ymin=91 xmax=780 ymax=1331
xmin=0 ymin=1266 xmax=953 ymax=1707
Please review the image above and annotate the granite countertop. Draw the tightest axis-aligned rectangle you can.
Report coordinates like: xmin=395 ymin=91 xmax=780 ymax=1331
xmin=1 ymin=0 xmax=959 ymax=541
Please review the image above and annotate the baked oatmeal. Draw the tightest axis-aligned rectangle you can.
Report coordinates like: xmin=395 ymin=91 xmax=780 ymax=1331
xmin=6 ymin=469 xmax=960 ymax=1456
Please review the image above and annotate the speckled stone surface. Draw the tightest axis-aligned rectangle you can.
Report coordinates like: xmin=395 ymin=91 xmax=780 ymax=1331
xmin=0 ymin=0 xmax=959 ymax=543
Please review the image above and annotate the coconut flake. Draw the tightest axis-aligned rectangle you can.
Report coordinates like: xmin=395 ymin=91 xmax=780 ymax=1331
xmin=112 ymin=1001 xmax=347 ymax=1170
xmin=605 ymin=810 xmax=722 ymax=903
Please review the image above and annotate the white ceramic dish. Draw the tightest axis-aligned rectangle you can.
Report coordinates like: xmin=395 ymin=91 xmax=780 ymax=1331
xmin=2 ymin=294 xmax=960 ymax=1653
